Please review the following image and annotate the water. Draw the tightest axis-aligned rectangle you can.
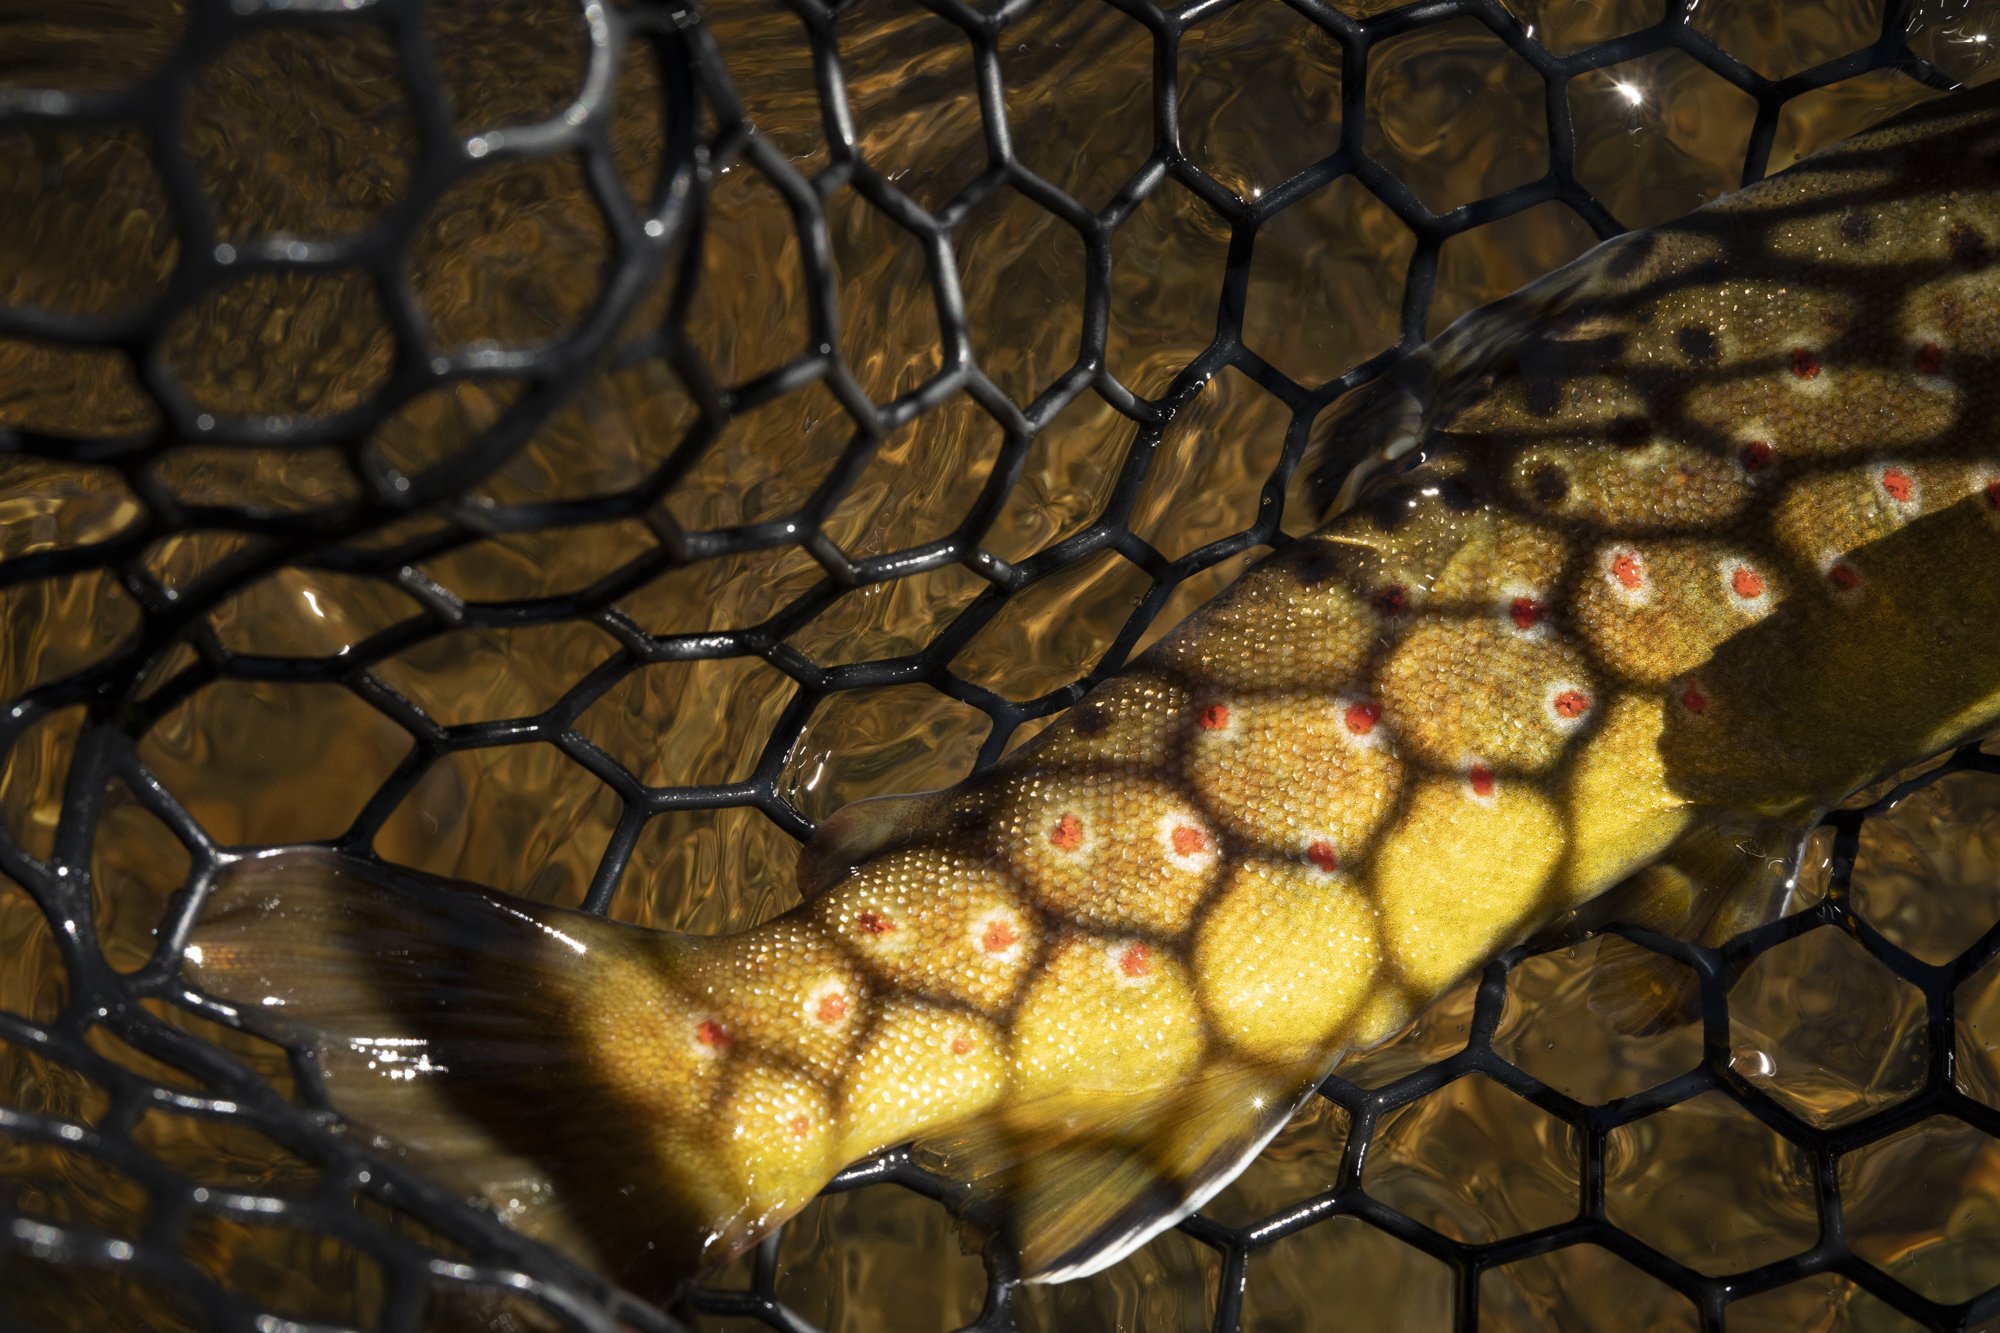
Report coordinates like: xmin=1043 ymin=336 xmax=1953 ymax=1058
xmin=4 ymin=0 xmax=2000 ymax=1329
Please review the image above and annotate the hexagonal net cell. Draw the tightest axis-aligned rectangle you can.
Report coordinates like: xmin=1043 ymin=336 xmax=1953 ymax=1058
xmin=1 ymin=1 xmax=1999 ymax=1331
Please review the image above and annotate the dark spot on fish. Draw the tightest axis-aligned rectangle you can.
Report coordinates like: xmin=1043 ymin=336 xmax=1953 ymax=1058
xmin=1606 ymin=231 xmax=1657 ymax=278
xmin=1373 ymin=584 xmax=1408 ymax=617
xmin=1524 ymin=376 xmax=1563 ymax=416
xmin=1073 ymin=704 xmax=1109 ymax=737
xmin=1608 ymin=414 xmax=1651 ymax=447
xmin=1433 ymin=475 xmax=1479 ymax=512
xmin=1790 ymin=347 xmax=1821 ymax=379
xmin=1837 ymin=207 xmax=1872 ymax=245
xmin=1675 ymin=325 xmax=1719 ymax=365
xmin=1364 ymin=487 xmax=1417 ymax=531
xmin=1530 ymin=462 xmax=1570 ymax=505
xmin=1948 ymin=221 xmax=1988 ymax=264
xmin=1290 ymin=543 xmax=1343 ymax=586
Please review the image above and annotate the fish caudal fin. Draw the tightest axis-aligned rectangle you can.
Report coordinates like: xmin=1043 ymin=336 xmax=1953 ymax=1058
xmin=915 ymin=1059 xmax=1323 ymax=1282
xmin=1585 ymin=812 xmax=1816 ymax=1035
xmin=182 ymin=850 xmax=724 ymax=1301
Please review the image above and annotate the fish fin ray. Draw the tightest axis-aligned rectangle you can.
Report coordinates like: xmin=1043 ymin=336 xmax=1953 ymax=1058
xmin=797 ymin=791 xmax=949 ymax=897
xmin=1299 ymin=357 xmax=1432 ymax=525
xmin=1586 ymin=811 xmax=1818 ymax=1035
xmin=913 ymin=1058 xmax=1324 ymax=1282
xmin=184 ymin=849 xmax=720 ymax=1299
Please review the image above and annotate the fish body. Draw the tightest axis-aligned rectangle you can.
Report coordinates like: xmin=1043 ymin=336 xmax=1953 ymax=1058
xmin=185 ymin=83 xmax=2000 ymax=1299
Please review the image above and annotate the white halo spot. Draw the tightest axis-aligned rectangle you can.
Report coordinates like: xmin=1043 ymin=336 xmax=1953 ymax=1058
xmin=1156 ymin=810 xmax=1219 ymax=873
xmin=1873 ymin=462 xmax=1922 ymax=517
xmin=1600 ymin=546 xmax=1651 ymax=607
xmin=1544 ymin=681 xmax=1593 ymax=735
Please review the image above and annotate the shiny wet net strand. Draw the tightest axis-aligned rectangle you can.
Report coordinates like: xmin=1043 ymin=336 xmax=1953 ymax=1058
xmin=2 ymin=0 xmax=1999 ymax=1330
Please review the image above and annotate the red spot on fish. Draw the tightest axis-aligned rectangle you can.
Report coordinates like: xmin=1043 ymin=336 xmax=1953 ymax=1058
xmin=1881 ymin=467 xmax=1914 ymax=503
xmin=1468 ymin=765 xmax=1496 ymax=798
xmin=1197 ymin=703 xmax=1230 ymax=731
xmin=696 ymin=1019 xmax=732 ymax=1049
xmin=1740 ymin=440 xmax=1774 ymax=472
xmin=1373 ymin=584 xmax=1408 ymax=617
xmin=1791 ymin=347 xmax=1821 ymax=379
xmin=1170 ymin=824 xmax=1210 ymax=857
xmin=1118 ymin=943 xmax=1152 ymax=978
xmin=1917 ymin=342 xmax=1946 ymax=375
xmin=1049 ymin=814 xmax=1085 ymax=851
xmin=1307 ymin=840 xmax=1340 ymax=873
xmin=1828 ymin=563 xmax=1861 ymax=591
xmin=1731 ymin=566 xmax=1766 ymax=600
xmin=856 ymin=909 xmax=894 ymax=936
xmin=1680 ymin=679 xmax=1711 ymax=715
xmin=950 ymin=1033 xmax=974 ymax=1057
xmin=1509 ymin=596 xmax=1544 ymax=630
xmin=982 ymin=919 xmax=1018 ymax=954
xmin=1985 ymin=480 xmax=2000 ymax=510
xmin=815 ymin=992 xmax=848 ymax=1024
xmin=1344 ymin=701 xmax=1382 ymax=736
xmin=1611 ymin=552 xmax=1644 ymax=590
xmin=1553 ymin=689 xmax=1591 ymax=720
xmin=790 ymin=1115 xmax=811 ymax=1137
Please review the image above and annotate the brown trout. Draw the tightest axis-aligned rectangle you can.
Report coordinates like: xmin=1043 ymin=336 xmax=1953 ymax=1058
xmin=184 ymin=83 xmax=2000 ymax=1299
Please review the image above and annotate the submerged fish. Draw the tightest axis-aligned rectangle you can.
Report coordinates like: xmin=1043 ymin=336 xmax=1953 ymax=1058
xmin=185 ymin=83 xmax=2000 ymax=1300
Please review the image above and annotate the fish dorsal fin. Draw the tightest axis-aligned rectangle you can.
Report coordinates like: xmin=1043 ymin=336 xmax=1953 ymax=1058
xmin=1585 ymin=811 xmax=1817 ymax=1035
xmin=1299 ymin=356 xmax=1432 ymax=525
xmin=1299 ymin=255 xmax=1608 ymax=527
xmin=797 ymin=790 xmax=950 ymax=897
xmin=913 ymin=1057 xmax=1324 ymax=1282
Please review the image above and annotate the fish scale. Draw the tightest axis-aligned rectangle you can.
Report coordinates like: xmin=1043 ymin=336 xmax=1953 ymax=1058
xmin=183 ymin=79 xmax=2000 ymax=1301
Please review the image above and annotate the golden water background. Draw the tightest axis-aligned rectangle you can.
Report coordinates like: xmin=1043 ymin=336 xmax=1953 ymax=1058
xmin=4 ymin=0 xmax=2000 ymax=1329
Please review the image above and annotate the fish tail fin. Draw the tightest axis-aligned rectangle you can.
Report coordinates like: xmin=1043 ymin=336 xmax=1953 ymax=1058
xmin=183 ymin=849 xmax=726 ymax=1301
xmin=915 ymin=1058 xmax=1325 ymax=1283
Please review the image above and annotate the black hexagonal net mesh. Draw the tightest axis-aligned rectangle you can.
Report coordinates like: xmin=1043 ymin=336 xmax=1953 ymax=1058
xmin=5 ymin=0 xmax=2000 ymax=1330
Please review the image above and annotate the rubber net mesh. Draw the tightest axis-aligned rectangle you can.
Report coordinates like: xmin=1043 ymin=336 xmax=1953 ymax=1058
xmin=4 ymin=0 xmax=2000 ymax=1330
